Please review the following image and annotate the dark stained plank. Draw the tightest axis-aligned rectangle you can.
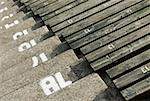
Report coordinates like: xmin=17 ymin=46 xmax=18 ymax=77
xmin=113 ymin=60 xmax=150 ymax=88
xmin=82 ymin=15 xmax=150 ymax=56
xmin=21 ymin=0 xmax=39 ymax=6
xmin=29 ymin=0 xmax=56 ymax=7
xmin=20 ymin=0 xmax=31 ymax=4
xmin=52 ymin=0 xmax=122 ymax=32
xmin=55 ymin=0 xmax=143 ymax=37
xmin=68 ymin=2 xmax=150 ymax=49
xmin=44 ymin=0 xmax=108 ymax=26
xmin=121 ymin=77 xmax=150 ymax=100
xmin=90 ymin=34 xmax=150 ymax=71
xmin=42 ymin=0 xmax=89 ymax=20
xmin=34 ymin=0 xmax=77 ymax=15
xmin=107 ymin=49 xmax=150 ymax=79
xmin=30 ymin=0 xmax=57 ymax=12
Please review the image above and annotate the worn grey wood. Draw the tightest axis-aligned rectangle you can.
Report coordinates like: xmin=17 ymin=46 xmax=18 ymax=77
xmin=28 ymin=0 xmax=52 ymax=7
xmin=0 ymin=26 xmax=49 ymax=55
xmin=45 ymin=0 xmax=107 ymax=27
xmin=83 ymin=15 xmax=150 ymax=59
xmin=41 ymin=0 xmax=88 ymax=20
xmin=0 ymin=18 xmax=36 ymax=45
xmin=55 ymin=0 xmax=143 ymax=37
xmin=121 ymin=77 xmax=150 ymax=100
xmin=30 ymin=0 xmax=57 ymax=12
xmin=90 ymin=24 xmax=150 ymax=70
xmin=20 ymin=0 xmax=31 ymax=4
xmin=0 ymin=73 xmax=107 ymax=101
xmin=68 ymin=1 xmax=150 ymax=48
xmin=0 ymin=36 xmax=61 ymax=73
xmin=113 ymin=62 xmax=150 ymax=88
xmin=34 ymin=0 xmax=77 ymax=15
xmin=52 ymin=0 xmax=122 ymax=32
xmin=90 ymin=34 xmax=150 ymax=71
xmin=21 ymin=0 xmax=40 ymax=5
xmin=107 ymin=49 xmax=150 ymax=79
xmin=0 ymin=50 xmax=80 ymax=98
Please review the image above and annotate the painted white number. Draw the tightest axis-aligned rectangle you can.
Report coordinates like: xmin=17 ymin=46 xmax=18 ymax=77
xmin=1 ymin=14 xmax=14 ymax=21
xmin=0 ymin=7 xmax=8 ymax=13
xmin=39 ymin=72 xmax=72 ymax=96
xmin=18 ymin=39 xmax=37 ymax=52
xmin=108 ymin=44 xmax=115 ymax=50
xmin=32 ymin=53 xmax=48 ymax=67
xmin=5 ymin=20 xmax=19 ymax=29
xmin=141 ymin=66 xmax=150 ymax=74
xmin=0 ymin=1 xmax=5 ymax=5
xmin=13 ymin=30 xmax=28 ymax=40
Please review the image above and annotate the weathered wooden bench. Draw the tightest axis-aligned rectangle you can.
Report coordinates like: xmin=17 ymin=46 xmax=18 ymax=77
xmin=10 ymin=0 xmax=150 ymax=100
xmin=107 ymin=49 xmax=150 ymax=100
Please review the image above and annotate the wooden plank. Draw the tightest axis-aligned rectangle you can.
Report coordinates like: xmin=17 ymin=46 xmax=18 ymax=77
xmin=29 ymin=0 xmax=54 ymax=7
xmin=51 ymin=0 xmax=122 ymax=32
xmin=44 ymin=0 xmax=108 ymax=27
xmin=34 ymin=0 xmax=76 ymax=15
xmin=44 ymin=0 xmax=121 ymax=26
xmin=20 ymin=0 xmax=29 ymax=3
xmin=107 ymin=49 xmax=150 ymax=79
xmin=121 ymin=77 xmax=150 ymax=100
xmin=113 ymin=62 xmax=150 ymax=88
xmin=55 ymin=0 xmax=143 ymax=37
xmin=90 ymin=24 xmax=150 ymax=69
xmin=23 ymin=0 xmax=40 ymax=5
xmin=20 ymin=0 xmax=37 ymax=7
xmin=30 ymin=0 xmax=57 ymax=12
xmin=21 ymin=0 xmax=36 ymax=4
xmin=68 ymin=2 xmax=150 ymax=48
xmin=82 ymin=15 xmax=150 ymax=56
xmin=90 ymin=34 xmax=150 ymax=71
xmin=66 ymin=5 xmax=150 ymax=45
xmin=20 ymin=0 xmax=32 ymax=4
xmin=41 ymin=0 xmax=89 ymax=20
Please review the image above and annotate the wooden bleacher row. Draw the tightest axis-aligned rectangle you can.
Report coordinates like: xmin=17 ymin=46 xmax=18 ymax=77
xmin=0 ymin=0 xmax=149 ymax=100
xmin=0 ymin=0 xmax=109 ymax=101
xmin=18 ymin=0 xmax=150 ymax=100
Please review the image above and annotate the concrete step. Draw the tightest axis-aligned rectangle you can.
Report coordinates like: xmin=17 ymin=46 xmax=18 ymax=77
xmin=0 ymin=11 xmax=25 ymax=27
xmin=0 ymin=50 xmax=91 ymax=98
xmin=0 ymin=36 xmax=61 ymax=73
xmin=0 ymin=73 xmax=107 ymax=101
xmin=0 ymin=18 xmax=36 ymax=45
xmin=0 ymin=26 xmax=49 ymax=55
xmin=0 ymin=5 xmax=19 ymax=19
